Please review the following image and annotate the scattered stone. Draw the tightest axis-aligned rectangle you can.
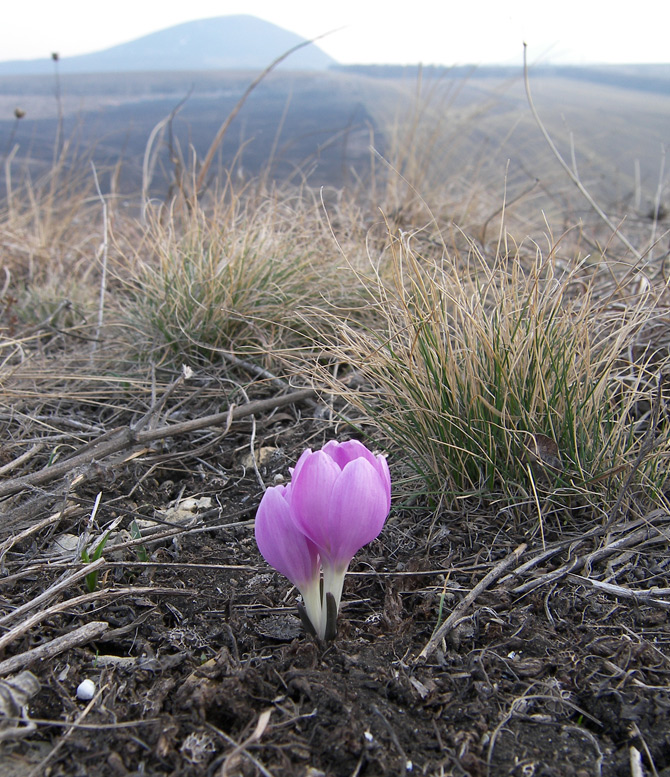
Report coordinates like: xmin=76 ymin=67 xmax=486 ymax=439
xmin=76 ymin=679 xmax=96 ymax=700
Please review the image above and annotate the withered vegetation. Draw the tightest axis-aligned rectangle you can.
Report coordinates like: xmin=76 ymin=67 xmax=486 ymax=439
xmin=1 ymin=61 xmax=670 ymax=776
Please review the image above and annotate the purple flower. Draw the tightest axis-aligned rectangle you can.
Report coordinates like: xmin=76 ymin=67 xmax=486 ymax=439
xmin=254 ymin=440 xmax=391 ymax=640
xmin=254 ymin=484 xmax=323 ymax=636
xmin=289 ymin=440 xmax=390 ymax=567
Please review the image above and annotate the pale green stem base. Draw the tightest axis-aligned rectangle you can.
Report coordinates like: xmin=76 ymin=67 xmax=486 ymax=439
xmin=298 ymin=562 xmax=350 ymax=641
xmin=299 ymin=576 xmax=325 ymax=640
xmin=322 ymin=561 xmax=348 ymax=618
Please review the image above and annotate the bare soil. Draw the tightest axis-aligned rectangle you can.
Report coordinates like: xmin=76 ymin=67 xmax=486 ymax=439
xmin=1 ymin=360 xmax=670 ymax=776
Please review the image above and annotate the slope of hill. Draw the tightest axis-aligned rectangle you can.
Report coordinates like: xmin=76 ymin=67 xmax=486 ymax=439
xmin=0 ymin=66 xmax=667 ymax=216
xmin=335 ymin=63 xmax=670 ymax=96
xmin=0 ymin=70 xmax=376 ymax=191
xmin=0 ymin=15 xmax=336 ymax=75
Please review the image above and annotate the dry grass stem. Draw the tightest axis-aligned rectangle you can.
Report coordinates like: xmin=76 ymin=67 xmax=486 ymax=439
xmin=0 ymin=387 xmax=315 ymax=498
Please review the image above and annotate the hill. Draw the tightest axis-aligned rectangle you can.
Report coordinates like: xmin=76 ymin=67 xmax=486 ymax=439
xmin=0 ymin=15 xmax=336 ymax=75
xmin=0 ymin=65 xmax=668 ymax=213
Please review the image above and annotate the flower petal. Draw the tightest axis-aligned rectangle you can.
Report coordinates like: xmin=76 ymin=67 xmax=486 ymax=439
xmin=322 ymin=439 xmax=377 ymax=470
xmin=290 ymin=450 xmax=341 ymax=551
xmin=323 ymin=440 xmax=391 ymax=513
xmin=254 ymin=485 xmax=320 ymax=588
xmin=325 ymin=457 xmax=390 ymax=566
xmin=288 ymin=447 xmax=313 ymax=482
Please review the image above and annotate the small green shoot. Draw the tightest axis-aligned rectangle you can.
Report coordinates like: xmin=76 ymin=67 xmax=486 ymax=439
xmin=81 ymin=530 xmax=111 ymax=593
xmin=130 ymin=520 xmax=149 ymax=563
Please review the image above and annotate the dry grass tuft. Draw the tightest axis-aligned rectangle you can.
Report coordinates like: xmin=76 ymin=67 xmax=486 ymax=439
xmin=308 ymin=220 xmax=670 ymax=519
xmin=0 ymin=139 xmax=123 ymax=337
xmin=114 ymin=187 xmax=358 ymax=368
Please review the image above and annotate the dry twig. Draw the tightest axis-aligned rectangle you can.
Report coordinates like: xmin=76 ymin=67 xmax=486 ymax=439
xmin=0 ymin=584 xmax=192 ymax=653
xmin=0 ymin=387 xmax=315 ymax=499
xmin=510 ymin=516 xmax=670 ymax=596
xmin=416 ymin=543 xmax=527 ymax=662
xmin=0 ymin=621 xmax=109 ymax=676
xmin=0 ymin=557 xmax=106 ymax=627
xmin=568 ymin=573 xmax=670 ymax=611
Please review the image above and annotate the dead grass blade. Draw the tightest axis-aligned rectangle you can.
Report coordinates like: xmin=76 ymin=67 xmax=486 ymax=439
xmin=523 ymin=44 xmax=643 ymax=266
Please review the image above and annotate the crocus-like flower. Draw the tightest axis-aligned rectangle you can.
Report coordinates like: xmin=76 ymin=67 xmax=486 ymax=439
xmin=289 ymin=440 xmax=391 ymax=610
xmin=254 ymin=440 xmax=391 ymax=641
xmin=254 ymin=484 xmax=324 ymax=638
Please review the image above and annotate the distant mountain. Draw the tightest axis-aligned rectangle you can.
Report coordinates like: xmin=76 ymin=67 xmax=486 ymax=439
xmin=0 ymin=15 xmax=337 ymax=75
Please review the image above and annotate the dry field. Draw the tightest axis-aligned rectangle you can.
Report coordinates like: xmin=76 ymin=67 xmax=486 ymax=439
xmin=1 ymin=63 xmax=669 ymax=776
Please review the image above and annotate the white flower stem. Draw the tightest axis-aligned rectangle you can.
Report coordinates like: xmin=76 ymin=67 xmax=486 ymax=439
xmin=322 ymin=562 xmax=348 ymax=616
xmin=300 ymin=578 xmax=325 ymax=640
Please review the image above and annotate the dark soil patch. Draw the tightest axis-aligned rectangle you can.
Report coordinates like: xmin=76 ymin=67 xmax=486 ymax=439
xmin=1 ymin=368 xmax=670 ymax=776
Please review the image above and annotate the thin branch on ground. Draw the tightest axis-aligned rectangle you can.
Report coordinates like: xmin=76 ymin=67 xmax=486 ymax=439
xmin=0 ymin=387 xmax=316 ymax=499
xmin=0 ymin=621 xmax=109 ymax=676
xmin=416 ymin=543 xmax=527 ymax=662
xmin=0 ymin=557 xmax=106 ymax=627
xmin=568 ymin=573 xmax=670 ymax=611
xmin=0 ymin=585 xmax=193 ymax=653
xmin=0 ymin=504 xmax=79 ymax=565
xmin=510 ymin=516 xmax=670 ymax=596
xmin=0 ymin=443 xmax=44 ymax=478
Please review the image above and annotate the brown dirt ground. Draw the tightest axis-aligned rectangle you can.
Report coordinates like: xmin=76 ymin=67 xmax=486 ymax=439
xmin=1 ymin=364 xmax=670 ymax=777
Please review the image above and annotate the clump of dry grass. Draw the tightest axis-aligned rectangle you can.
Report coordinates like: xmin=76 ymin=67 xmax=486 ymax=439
xmin=114 ymin=186 xmax=361 ymax=368
xmin=309 ymin=221 xmax=670 ymax=518
xmin=0 ymin=138 xmax=117 ymax=338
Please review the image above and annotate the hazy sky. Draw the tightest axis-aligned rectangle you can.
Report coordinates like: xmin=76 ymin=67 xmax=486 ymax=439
xmin=1 ymin=0 xmax=668 ymax=67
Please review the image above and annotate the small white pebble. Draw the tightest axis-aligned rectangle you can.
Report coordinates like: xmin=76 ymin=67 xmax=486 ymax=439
xmin=76 ymin=679 xmax=96 ymax=700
